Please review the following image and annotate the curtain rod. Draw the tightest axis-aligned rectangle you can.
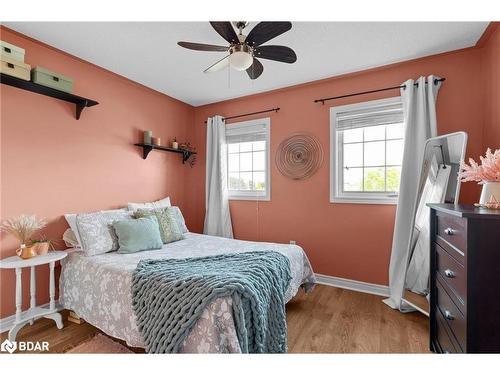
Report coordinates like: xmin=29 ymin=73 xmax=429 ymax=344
xmin=314 ymin=77 xmax=446 ymax=105
xmin=204 ymin=107 xmax=280 ymax=124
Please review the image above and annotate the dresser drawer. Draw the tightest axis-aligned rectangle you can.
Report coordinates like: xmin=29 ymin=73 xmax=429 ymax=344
xmin=436 ymin=213 xmax=467 ymax=258
xmin=436 ymin=277 xmax=466 ymax=350
xmin=435 ymin=309 xmax=462 ymax=353
xmin=435 ymin=243 xmax=466 ymax=310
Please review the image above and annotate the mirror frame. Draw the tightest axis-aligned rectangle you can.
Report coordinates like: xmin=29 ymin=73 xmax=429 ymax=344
xmin=399 ymin=131 xmax=468 ymax=315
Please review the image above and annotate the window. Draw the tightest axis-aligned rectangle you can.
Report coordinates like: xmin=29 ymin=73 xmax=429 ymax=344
xmin=226 ymin=117 xmax=270 ymax=200
xmin=330 ymin=97 xmax=405 ymax=204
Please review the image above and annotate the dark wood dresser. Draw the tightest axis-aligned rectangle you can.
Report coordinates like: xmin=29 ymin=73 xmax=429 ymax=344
xmin=428 ymin=204 xmax=500 ymax=353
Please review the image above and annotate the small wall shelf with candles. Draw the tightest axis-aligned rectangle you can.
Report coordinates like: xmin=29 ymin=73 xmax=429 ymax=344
xmin=134 ymin=143 xmax=197 ymax=164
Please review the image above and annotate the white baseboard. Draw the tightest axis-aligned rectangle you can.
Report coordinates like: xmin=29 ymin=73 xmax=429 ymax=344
xmin=315 ymin=273 xmax=390 ymax=297
xmin=0 ymin=301 xmax=60 ymax=333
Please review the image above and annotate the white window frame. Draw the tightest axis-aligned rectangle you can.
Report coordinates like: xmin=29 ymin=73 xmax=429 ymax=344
xmin=330 ymin=96 xmax=404 ymax=205
xmin=226 ymin=117 xmax=271 ymax=201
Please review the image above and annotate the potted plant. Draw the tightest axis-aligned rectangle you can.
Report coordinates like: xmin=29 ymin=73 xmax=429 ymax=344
xmin=459 ymin=148 xmax=500 ymax=208
xmin=0 ymin=215 xmax=47 ymax=259
xmin=179 ymin=142 xmax=197 ymax=167
xmin=30 ymin=238 xmax=57 ymax=255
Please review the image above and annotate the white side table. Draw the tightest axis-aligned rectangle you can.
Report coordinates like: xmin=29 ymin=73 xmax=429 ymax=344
xmin=0 ymin=251 xmax=68 ymax=341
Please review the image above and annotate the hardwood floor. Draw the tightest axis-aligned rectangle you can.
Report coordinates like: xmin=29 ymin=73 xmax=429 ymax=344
xmin=1 ymin=284 xmax=429 ymax=354
xmin=287 ymin=285 xmax=429 ymax=353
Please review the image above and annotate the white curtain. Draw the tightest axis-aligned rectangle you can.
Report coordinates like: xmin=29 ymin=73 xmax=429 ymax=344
xmin=383 ymin=75 xmax=442 ymax=310
xmin=203 ymin=115 xmax=234 ymax=238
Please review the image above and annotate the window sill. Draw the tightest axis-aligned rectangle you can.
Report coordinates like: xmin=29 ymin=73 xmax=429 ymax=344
xmin=330 ymin=196 xmax=398 ymax=205
xmin=228 ymin=195 xmax=270 ymax=201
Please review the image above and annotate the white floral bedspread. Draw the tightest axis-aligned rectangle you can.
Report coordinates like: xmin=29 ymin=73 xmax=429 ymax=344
xmin=60 ymin=233 xmax=315 ymax=353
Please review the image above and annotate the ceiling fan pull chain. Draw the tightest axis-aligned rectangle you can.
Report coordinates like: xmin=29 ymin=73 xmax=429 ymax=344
xmin=251 ymin=63 xmax=254 ymax=87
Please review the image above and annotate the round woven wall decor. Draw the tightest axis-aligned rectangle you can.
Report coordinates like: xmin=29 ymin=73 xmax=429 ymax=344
xmin=275 ymin=133 xmax=323 ymax=180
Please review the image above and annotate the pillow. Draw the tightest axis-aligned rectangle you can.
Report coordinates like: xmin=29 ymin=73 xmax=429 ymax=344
xmin=127 ymin=196 xmax=171 ymax=212
xmin=64 ymin=214 xmax=83 ymax=248
xmin=64 ymin=208 xmax=126 ymax=249
xmin=102 ymin=208 xmax=128 ymax=213
xmin=171 ymin=206 xmax=188 ymax=233
xmin=113 ymin=216 xmax=163 ymax=254
xmin=62 ymin=228 xmax=80 ymax=249
xmin=76 ymin=210 xmax=133 ymax=256
xmin=134 ymin=207 xmax=184 ymax=244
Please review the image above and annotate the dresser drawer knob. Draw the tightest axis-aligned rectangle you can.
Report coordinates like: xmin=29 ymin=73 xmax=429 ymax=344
xmin=444 ymin=269 xmax=456 ymax=278
xmin=444 ymin=310 xmax=455 ymax=320
xmin=444 ymin=228 xmax=455 ymax=235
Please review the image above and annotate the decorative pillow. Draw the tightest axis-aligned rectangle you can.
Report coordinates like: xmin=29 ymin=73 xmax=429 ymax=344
xmin=64 ymin=214 xmax=83 ymax=249
xmin=127 ymin=196 xmax=171 ymax=212
xmin=134 ymin=207 xmax=184 ymax=244
xmin=76 ymin=210 xmax=133 ymax=256
xmin=113 ymin=216 xmax=163 ymax=254
xmin=171 ymin=206 xmax=188 ymax=233
xmin=62 ymin=228 xmax=80 ymax=249
xmin=64 ymin=208 xmax=126 ymax=249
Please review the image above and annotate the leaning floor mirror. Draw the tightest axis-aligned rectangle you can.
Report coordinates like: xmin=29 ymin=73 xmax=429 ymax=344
xmin=401 ymin=131 xmax=468 ymax=316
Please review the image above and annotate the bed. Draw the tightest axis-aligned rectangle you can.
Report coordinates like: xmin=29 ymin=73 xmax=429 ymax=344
xmin=60 ymin=232 xmax=316 ymax=353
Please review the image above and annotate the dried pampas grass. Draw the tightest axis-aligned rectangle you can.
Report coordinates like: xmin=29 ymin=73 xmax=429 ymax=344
xmin=0 ymin=215 xmax=47 ymax=245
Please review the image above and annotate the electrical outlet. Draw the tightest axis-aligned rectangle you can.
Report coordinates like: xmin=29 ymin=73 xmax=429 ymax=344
xmin=289 ymin=240 xmax=296 ymax=245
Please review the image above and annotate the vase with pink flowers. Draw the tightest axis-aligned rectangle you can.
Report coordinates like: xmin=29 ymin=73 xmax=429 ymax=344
xmin=459 ymin=148 xmax=500 ymax=208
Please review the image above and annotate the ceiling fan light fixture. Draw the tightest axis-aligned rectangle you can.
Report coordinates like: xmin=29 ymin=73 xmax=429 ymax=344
xmin=178 ymin=22 xmax=296 ymax=80
xmin=230 ymin=51 xmax=253 ymax=71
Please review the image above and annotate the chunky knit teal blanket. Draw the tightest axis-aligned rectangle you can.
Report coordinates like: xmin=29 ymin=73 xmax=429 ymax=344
xmin=131 ymin=251 xmax=291 ymax=353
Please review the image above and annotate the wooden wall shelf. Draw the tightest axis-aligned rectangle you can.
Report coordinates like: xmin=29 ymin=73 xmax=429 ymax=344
xmin=0 ymin=73 xmax=98 ymax=120
xmin=134 ymin=143 xmax=196 ymax=164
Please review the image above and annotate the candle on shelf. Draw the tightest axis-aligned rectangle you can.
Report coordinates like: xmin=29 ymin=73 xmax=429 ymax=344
xmin=143 ymin=130 xmax=153 ymax=144
xmin=152 ymin=137 xmax=161 ymax=146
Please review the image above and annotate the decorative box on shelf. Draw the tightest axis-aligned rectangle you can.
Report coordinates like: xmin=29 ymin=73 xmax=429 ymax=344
xmin=31 ymin=66 xmax=74 ymax=93
xmin=0 ymin=55 xmax=31 ymax=81
xmin=0 ymin=40 xmax=25 ymax=62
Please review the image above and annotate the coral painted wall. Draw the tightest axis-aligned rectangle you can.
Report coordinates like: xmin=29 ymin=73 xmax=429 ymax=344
xmin=188 ymin=46 xmax=490 ymax=287
xmin=0 ymin=27 xmax=194 ymax=318
xmin=481 ymin=23 xmax=500 ymax=149
xmin=1 ymin=24 xmax=497 ymax=320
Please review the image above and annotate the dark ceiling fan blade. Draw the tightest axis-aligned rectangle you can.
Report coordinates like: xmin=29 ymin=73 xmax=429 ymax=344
xmin=254 ymin=45 xmax=297 ymax=63
xmin=246 ymin=58 xmax=264 ymax=80
xmin=178 ymin=41 xmax=228 ymax=52
xmin=245 ymin=22 xmax=292 ymax=47
xmin=204 ymin=55 xmax=230 ymax=73
xmin=209 ymin=22 xmax=239 ymax=44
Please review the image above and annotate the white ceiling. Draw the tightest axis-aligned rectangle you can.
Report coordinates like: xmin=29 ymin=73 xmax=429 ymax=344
xmin=4 ymin=22 xmax=488 ymax=106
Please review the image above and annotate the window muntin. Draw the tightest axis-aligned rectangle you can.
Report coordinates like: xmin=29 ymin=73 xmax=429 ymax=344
xmin=341 ymin=124 xmax=404 ymax=193
xmin=226 ymin=118 xmax=270 ymax=200
xmin=330 ymin=97 xmax=405 ymax=204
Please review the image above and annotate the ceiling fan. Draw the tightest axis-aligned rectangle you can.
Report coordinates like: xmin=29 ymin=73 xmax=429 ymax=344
xmin=177 ymin=21 xmax=297 ymax=80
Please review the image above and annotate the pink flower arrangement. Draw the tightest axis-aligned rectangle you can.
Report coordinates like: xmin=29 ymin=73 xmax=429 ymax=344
xmin=459 ymin=148 xmax=500 ymax=184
